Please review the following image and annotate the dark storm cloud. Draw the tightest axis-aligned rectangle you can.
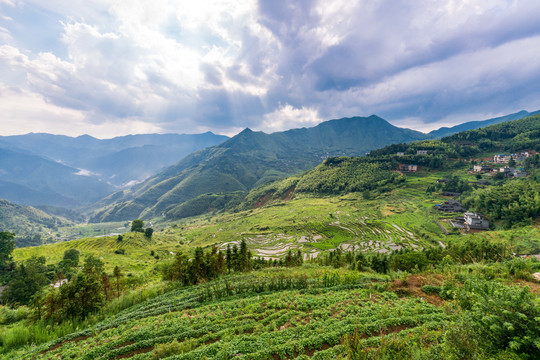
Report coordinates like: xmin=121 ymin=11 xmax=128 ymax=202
xmin=2 ymin=0 xmax=540 ymax=137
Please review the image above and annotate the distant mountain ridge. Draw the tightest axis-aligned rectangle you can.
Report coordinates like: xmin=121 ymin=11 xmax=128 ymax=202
xmin=427 ymin=110 xmax=540 ymax=138
xmin=0 ymin=147 xmax=113 ymax=207
xmin=0 ymin=132 xmax=229 ymax=187
xmin=89 ymin=115 xmax=428 ymax=222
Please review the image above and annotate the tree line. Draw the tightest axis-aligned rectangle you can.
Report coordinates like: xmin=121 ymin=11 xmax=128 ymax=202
xmin=162 ymin=239 xmax=304 ymax=286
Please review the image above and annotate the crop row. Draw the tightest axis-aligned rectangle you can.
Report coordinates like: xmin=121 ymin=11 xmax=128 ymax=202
xmin=30 ymin=283 xmax=449 ymax=359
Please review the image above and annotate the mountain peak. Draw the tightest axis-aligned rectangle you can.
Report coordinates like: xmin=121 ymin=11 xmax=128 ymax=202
xmin=239 ymin=128 xmax=254 ymax=135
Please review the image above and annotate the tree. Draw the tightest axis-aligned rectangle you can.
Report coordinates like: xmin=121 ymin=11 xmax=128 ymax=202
xmin=391 ymin=252 xmax=429 ymax=272
xmin=508 ymin=156 xmax=516 ymax=167
xmin=144 ymin=227 xmax=154 ymax=238
xmin=43 ymin=255 xmax=108 ymax=320
xmin=1 ymin=256 xmax=48 ymax=305
xmin=113 ymin=266 xmax=123 ymax=297
xmin=0 ymin=231 xmax=15 ymax=273
xmin=131 ymin=219 xmax=144 ymax=232
xmin=60 ymin=249 xmax=80 ymax=269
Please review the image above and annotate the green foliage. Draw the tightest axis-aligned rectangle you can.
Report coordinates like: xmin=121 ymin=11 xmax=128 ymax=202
xmin=144 ymin=227 xmax=154 ymax=238
xmin=295 ymin=158 xmax=403 ymax=194
xmin=0 ymin=305 xmax=29 ymax=325
xmin=165 ymin=192 xmax=245 ymax=220
xmin=1 ymin=256 xmax=48 ymax=305
xmin=162 ymin=246 xmax=227 ymax=285
xmin=59 ymin=249 xmax=80 ymax=270
xmin=41 ymin=255 xmax=112 ymax=321
xmin=0 ymin=200 xmax=73 ymax=248
xmin=427 ymin=175 xmax=472 ymax=194
xmin=151 ymin=339 xmax=197 ymax=359
xmin=0 ymin=231 xmax=15 ymax=275
xmin=369 ymin=114 xmax=540 ymax=173
xmin=462 ymin=180 xmax=540 ymax=228
xmin=391 ymin=252 xmax=429 ymax=272
xmin=444 ymin=114 xmax=540 ymax=152
xmin=446 ymin=237 xmax=511 ymax=263
xmin=457 ymin=279 xmax=540 ymax=357
xmin=130 ymin=219 xmax=144 ymax=232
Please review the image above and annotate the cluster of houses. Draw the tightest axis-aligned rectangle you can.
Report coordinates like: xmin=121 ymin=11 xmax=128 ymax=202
xmin=471 ymin=151 xmax=532 ymax=178
xmin=398 ymin=164 xmax=418 ymax=172
xmin=493 ymin=152 xmax=530 ymax=163
xmin=435 ymin=199 xmax=490 ymax=230
xmin=473 ymin=165 xmax=527 ymax=178
xmin=396 ymin=150 xmax=429 ymax=156
xmin=395 ymin=149 xmax=431 ymax=172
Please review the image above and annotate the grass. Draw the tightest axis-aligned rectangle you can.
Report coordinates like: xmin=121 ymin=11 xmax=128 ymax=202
xmin=13 ymin=164 xmax=539 ymax=276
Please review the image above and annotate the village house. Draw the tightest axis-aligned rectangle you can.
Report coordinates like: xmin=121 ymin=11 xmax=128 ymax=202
xmin=513 ymin=169 xmax=527 ymax=178
xmin=435 ymin=200 xmax=467 ymax=213
xmin=493 ymin=154 xmax=510 ymax=163
xmin=417 ymin=150 xmax=428 ymax=155
xmin=398 ymin=164 xmax=418 ymax=172
xmin=500 ymin=166 xmax=515 ymax=175
xmin=436 ymin=178 xmax=449 ymax=184
xmin=513 ymin=152 xmax=530 ymax=162
xmin=51 ymin=279 xmax=68 ymax=288
xmin=442 ymin=191 xmax=461 ymax=197
xmin=464 ymin=212 xmax=489 ymax=230
xmin=473 ymin=165 xmax=491 ymax=172
xmin=396 ymin=152 xmax=405 ymax=156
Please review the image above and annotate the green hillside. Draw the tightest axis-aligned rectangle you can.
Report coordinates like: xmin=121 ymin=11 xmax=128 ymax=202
xmin=7 ymin=263 xmax=540 ymax=360
xmin=89 ymin=115 xmax=427 ymax=222
xmin=0 ymin=200 xmax=73 ymax=247
xmin=1 ymin=114 xmax=539 ymax=359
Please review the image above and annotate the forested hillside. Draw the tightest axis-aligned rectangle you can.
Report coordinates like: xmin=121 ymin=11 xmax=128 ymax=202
xmin=89 ymin=115 xmax=427 ymax=222
xmin=0 ymin=200 xmax=72 ymax=247
xmin=1 ymin=115 xmax=539 ymax=360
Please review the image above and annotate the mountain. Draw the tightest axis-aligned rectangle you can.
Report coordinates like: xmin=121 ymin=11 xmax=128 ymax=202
xmin=427 ymin=109 xmax=540 ymax=138
xmin=0 ymin=147 xmax=113 ymax=207
xmin=90 ymin=115 xmax=428 ymax=222
xmin=0 ymin=132 xmax=229 ymax=187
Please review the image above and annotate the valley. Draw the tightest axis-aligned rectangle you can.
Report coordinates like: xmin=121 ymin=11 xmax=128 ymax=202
xmin=0 ymin=114 xmax=539 ymax=359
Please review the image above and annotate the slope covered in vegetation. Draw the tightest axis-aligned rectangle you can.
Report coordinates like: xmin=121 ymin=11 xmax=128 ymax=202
xmin=90 ymin=116 xmax=427 ymax=222
xmin=1 ymin=114 xmax=539 ymax=359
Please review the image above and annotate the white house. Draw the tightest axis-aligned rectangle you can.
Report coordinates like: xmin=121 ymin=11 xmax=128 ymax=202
xmin=464 ymin=212 xmax=489 ymax=230
xmin=473 ymin=165 xmax=491 ymax=172
xmin=493 ymin=154 xmax=510 ymax=164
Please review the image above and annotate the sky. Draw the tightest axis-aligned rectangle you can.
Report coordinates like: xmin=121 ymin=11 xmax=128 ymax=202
xmin=1 ymin=0 xmax=540 ymax=138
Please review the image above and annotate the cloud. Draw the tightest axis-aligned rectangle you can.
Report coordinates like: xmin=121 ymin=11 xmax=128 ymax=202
xmin=260 ymin=104 xmax=322 ymax=133
xmin=0 ymin=83 xmax=161 ymax=138
xmin=1 ymin=0 xmax=540 ymax=138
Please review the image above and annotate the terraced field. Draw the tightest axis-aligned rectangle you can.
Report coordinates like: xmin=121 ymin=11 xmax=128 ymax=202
xmin=23 ymin=268 xmax=450 ymax=360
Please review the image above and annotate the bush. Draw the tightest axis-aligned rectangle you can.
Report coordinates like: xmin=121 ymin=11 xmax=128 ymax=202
xmin=457 ymin=279 xmax=540 ymax=357
xmin=151 ymin=339 xmax=196 ymax=359
xmin=391 ymin=252 xmax=429 ymax=272
xmin=0 ymin=305 xmax=29 ymax=325
xmin=421 ymin=285 xmax=441 ymax=295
